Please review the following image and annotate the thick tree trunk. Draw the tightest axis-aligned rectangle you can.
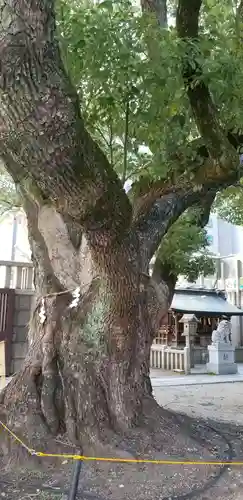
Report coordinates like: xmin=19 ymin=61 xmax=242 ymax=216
xmin=0 ymin=202 xmax=168 ymax=455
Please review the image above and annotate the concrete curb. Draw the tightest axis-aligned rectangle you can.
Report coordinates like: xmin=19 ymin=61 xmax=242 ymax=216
xmin=151 ymin=375 xmax=243 ymax=388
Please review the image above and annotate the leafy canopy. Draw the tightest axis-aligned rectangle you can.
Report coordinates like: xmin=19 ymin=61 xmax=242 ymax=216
xmin=57 ymin=0 xmax=243 ymax=185
xmin=213 ymin=184 xmax=243 ymax=225
xmin=57 ymin=0 xmax=195 ymax=183
xmin=156 ymin=209 xmax=215 ymax=283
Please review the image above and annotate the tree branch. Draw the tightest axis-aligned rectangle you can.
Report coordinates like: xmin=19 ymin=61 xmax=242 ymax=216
xmin=122 ymin=100 xmax=130 ymax=185
xmin=152 ymin=257 xmax=176 ymax=306
xmin=134 ymin=187 xmax=211 ymax=263
xmin=150 ymin=191 xmax=215 ymax=304
xmin=193 ymin=191 xmax=215 ymax=228
xmin=141 ymin=0 xmax=168 ymax=28
xmin=136 ymin=0 xmax=243 ymax=219
xmin=0 ymin=0 xmax=131 ymax=246
xmin=131 ymin=137 xmax=242 ymax=224
xmin=176 ymin=0 xmax=238 ymax=170
xmin=131 ymin=164 xmax=222 ymax=263
xmin=130 ymin=124 xmax=243 ymax=262
xmin=237 ymin=0 xmax=243 ymax=43
xmin=132 ymin=0 xmax=243 ymax=263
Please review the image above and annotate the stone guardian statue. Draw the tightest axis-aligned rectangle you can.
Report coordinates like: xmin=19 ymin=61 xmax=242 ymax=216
xmin=211 ymin=315 xmax=232 ymax=345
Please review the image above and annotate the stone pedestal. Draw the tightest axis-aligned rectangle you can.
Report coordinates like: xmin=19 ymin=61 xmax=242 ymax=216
xmin=207 ymin=343 xmax=238 ymax=375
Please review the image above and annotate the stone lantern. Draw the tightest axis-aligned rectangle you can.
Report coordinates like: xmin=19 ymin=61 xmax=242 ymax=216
xmin=179 ymin=314 xmax=199 ymax=368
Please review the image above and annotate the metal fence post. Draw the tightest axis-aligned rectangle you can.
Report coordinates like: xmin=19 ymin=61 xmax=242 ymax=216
xmin=68 ymin=459 xmax=83 ymax=500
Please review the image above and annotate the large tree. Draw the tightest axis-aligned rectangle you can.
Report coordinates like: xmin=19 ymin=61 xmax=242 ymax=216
xmin=0 ymin=0 xmax=242 ymax=455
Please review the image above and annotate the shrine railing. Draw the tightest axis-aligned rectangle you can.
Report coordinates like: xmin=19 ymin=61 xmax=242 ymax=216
xmin=0 ymin=260 xmax=34 ymax=291
xmin=150 ymin=344 xmax=190 ymax=374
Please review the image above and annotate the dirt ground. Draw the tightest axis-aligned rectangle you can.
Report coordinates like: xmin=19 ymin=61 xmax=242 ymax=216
xmin=1 ymin=383 xmax=243 ymax=499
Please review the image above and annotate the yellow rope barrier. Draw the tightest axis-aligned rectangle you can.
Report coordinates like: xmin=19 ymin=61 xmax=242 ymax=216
xmin=0 ymin=419 xmax=241 ymax=466
xmin=0 ymin=419 xmax=35 ymax=454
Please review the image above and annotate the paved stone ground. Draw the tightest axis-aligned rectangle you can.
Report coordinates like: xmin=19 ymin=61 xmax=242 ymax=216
xmin=153 ymin=381 xmax=243 ymax=425
xmin=151 ymin=363 xmax=243 ymax=387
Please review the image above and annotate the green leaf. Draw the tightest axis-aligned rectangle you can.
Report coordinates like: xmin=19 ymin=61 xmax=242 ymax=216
xmin=98 ymin=0 xmax=114 ymax=11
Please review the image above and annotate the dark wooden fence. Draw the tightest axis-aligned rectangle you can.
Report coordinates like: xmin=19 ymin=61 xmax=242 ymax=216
xmin=0 ymin=289 xmax=15 ymax=376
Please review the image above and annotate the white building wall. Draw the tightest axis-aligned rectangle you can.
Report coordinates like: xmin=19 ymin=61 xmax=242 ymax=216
xmin=0 ymin=211 xmax=30 ymax=262
xmin=178 ymin=213 xmax=243 ymax=348
xmin=206 ymin=214 xmax=243 ymax=256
